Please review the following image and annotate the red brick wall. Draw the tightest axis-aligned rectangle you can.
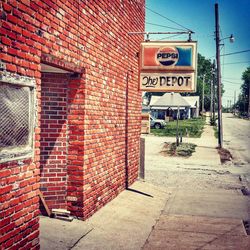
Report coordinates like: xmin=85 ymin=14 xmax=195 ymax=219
xmin=0 ymin=159 xmax=40 ymax=249
xmin=80 ymin=0 xmax=144 ymax=219
xmin=40 ymin=73 xmax=69 ymax=210
xmin=0 ymin=0 xmax=145 ymax=248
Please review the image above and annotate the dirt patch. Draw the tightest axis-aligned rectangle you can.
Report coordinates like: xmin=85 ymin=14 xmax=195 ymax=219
xmin=217 ymin=147 xmax=233 ymax=163
xmin=161 ymin=142 xmax=197 ymax=157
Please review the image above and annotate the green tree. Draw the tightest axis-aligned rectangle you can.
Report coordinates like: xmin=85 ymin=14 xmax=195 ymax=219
xmin=183 ymin=53 xmax=214 ymax=112
xmin=235 ymin=67 xmax=250 ymax=116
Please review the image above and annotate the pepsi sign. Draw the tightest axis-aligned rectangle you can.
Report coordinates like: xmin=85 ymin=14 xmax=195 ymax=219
xmin=156 ymin=47 xmax=179 ymax=66
xmin=139 ymin=41 xmax=197 ymax=92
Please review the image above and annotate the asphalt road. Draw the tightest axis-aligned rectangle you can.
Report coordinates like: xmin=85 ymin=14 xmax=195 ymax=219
xmin=223 ymin=113 xmax=250 ymax=183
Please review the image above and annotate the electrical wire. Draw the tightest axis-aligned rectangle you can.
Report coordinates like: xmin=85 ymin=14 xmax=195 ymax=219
xmin=146 ymin=22 xmax=186 ymax=31
xmin=157 ymin=33 xmax=185 ymax=41
xmin=221 ymin=49 xmax=250 ymax=56
xmin=223 ymin=95 xmax=234 ymax=97
xmin=222 ymin=79 xmax=243 ymax=85
xmin=145 ymin=6 xmax=193 ymax=32
xmin=223 ymin=77 xmax=241 ymax=80
xmin=209 ymin=49 xmax=250 ymax=60
xmin=222 ymin=42 xmax=225 ymax=77
xmin=219 ymin=26 xmax=224 ymax=41
xmin=222 ymin=61 xmax=250 ymax=65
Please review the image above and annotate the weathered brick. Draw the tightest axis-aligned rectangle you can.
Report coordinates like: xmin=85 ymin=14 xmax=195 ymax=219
xmin=0 ymin=1 xmax=144 ymax=248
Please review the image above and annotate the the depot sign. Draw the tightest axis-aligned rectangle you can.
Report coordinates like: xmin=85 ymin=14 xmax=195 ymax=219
xmin=139 ymin=41 xmax=197 ymax=92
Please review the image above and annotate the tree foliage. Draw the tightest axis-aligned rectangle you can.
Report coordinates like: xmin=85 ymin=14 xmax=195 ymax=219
xmin=183 ymin=53 xmax=214 ymax=111
xmin=235 ymin=67 xmax=250 ymax=114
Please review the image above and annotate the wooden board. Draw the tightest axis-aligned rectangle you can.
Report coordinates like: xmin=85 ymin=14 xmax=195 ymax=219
xmin=39 ymin=191 xmax=51 ymax=217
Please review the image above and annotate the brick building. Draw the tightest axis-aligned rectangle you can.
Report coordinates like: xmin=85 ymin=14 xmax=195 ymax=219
xmin=0 ymin=0 xmax=145 ymax=249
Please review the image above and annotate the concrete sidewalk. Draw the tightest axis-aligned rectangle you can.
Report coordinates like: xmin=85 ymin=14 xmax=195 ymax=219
xmin=40 ymin=118 xmax=250 ymax=249
xmin=40 ymin=181 xmax=170 ymax=250
xmin=142 ymin=118 xmax=250 ymax=249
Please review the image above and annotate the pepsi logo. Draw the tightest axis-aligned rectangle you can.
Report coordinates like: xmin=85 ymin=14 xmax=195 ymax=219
xmin=156 ymin=47 xmax=179 ymax=66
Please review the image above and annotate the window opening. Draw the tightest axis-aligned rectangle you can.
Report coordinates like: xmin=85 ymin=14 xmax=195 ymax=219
xmin=0 ymin=72 xmax=36 ymax=163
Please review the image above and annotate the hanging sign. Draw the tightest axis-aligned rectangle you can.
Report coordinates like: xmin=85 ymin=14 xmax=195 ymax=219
xmin=139 ymin=41 xmax=197 ymax=92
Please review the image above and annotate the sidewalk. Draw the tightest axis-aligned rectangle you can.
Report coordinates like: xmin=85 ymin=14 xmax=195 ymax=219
xmin=40 ymin=119 xmax=250 ymax=249
xmin=143 ymin=118 xmax=250 ymax=249
xmin=40 ymin=181 xmax=170 ymax=250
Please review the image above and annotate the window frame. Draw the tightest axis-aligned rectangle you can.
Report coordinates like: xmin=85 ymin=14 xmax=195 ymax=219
xmin=0 ymin=72 xmax=36 ymax=163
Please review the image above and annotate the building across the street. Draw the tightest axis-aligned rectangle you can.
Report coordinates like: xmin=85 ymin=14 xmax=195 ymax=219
xmin=145 ymin=93 xmax=200 ymax=120
xmin=183 ymin=96 xmax=200 ymax=118
xmin=0 ymin=1 xmax=145 ymax=249
xmin=149 ymin=93 xmax=190 ymax=120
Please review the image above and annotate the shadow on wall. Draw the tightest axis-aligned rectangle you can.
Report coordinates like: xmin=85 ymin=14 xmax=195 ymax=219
xmin=40 ymin=72 xmax=70 ymax=212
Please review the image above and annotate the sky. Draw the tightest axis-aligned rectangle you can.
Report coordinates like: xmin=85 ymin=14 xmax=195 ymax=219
xmin=145 ymin=0 xmax=250 ymax=107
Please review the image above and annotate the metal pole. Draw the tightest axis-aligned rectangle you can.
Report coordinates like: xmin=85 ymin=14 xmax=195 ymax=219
xmin=215 ymin=3 xmax=223 ymax=148
xmin=202 ymin=75 xmax=205 ymax=115
xmin=128 ymin=31 xmax=194 ymax=41
xmin=176 ymin=106 xmax=180 ymax=146
xmin=125 ymin=71 xmax=129 ymax=189
xmin=248 ymin=84 xmax=250 ymax=119
xmin=213 ymin=60 xmax=216 ymax=121
xmin=234 ymin=90 xmax=236 ymax=115
xmin=210 ymin=78 xmax=213 ymax=118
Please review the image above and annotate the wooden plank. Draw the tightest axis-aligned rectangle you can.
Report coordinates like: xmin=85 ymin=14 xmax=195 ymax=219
xmin=39 ymin=191 xmax=52 ymax=217
xmin=52 ymin=209 xmax=70 ymax=215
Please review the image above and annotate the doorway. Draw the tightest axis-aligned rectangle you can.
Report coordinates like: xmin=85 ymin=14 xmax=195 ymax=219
xmin=40 ymin=65 xmax=71 ymax=211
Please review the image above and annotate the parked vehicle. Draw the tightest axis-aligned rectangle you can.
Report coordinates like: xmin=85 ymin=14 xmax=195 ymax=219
xmin=150 ymin=116 xmax=167 ymax=129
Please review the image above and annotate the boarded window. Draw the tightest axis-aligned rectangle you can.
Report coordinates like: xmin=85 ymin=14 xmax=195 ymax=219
xmin=0 ymin=78 xmax=35 ymax=162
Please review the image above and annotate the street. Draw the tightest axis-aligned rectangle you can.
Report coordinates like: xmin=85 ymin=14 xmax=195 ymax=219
xmin=223 ymin=113 xmax=250 ymax=184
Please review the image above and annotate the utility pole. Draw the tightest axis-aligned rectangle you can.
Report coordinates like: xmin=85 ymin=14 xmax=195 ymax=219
xmin=215 ymin=3 xmax=223 ymax=148
xmin=176 ymin=106 xmax=180 ymax=146
xmin=210 ymin=78 xmax=213 ymax=118
xmin=212 ymin=60 xmax=216 ymax=122
xmin=234 ymin=90 xmax=236 ymax=115
xmin=202 ymin=75 xmax=205 ymax=116
xmin=248 ymin=84 xmax=250 ymax=119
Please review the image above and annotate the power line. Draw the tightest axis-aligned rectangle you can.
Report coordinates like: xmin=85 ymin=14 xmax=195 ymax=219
xmin=210 ymin=49 xmax=250 ymax=59
xmin=157 ymin=33 xmax=185 ymax=41
xmin=146 ymin=22 xmax=186 ymax=31
xmin=223 ymin=77 xmax=241 ymax=80
xmin=145 ymin=6 xmax=193 ymax=32
xmin=208 ymin=55 xmax=216 ymax=59
xmin=219 ymin=26 xmax=224 ymax=41
xmin=221 ymin=49 xmax=250 ymax=56
xmin=222 ymin=61 xmax=250 ymax=65
xmin=224 ymin=86 xmax=239 ymax=90
xmin=223 ymin=95 xmax=234 ymax=97
xmin=222 ymin=79 xmax=242 ymax=85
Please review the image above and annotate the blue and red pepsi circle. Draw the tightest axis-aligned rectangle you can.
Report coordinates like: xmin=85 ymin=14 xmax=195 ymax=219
xmin=156 ymin=47 xmax=179 ymax=66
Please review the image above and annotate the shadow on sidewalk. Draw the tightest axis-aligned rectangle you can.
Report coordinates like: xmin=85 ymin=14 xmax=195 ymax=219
xmin=127 ymin=188 xmax=154 ymax=198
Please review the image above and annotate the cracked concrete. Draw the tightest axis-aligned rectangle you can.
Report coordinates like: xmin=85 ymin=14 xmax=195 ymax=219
xmin=40 ymin=114 xmax=250 ymax=249
xmin=142 ymin=114 xmax=250 ymax=249
xmin=40 ymin=181 xmax=169 ymax=250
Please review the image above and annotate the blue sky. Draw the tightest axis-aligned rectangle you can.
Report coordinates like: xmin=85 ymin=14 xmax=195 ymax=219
xmin=145 ymin=0 xmax=250 ymax=106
